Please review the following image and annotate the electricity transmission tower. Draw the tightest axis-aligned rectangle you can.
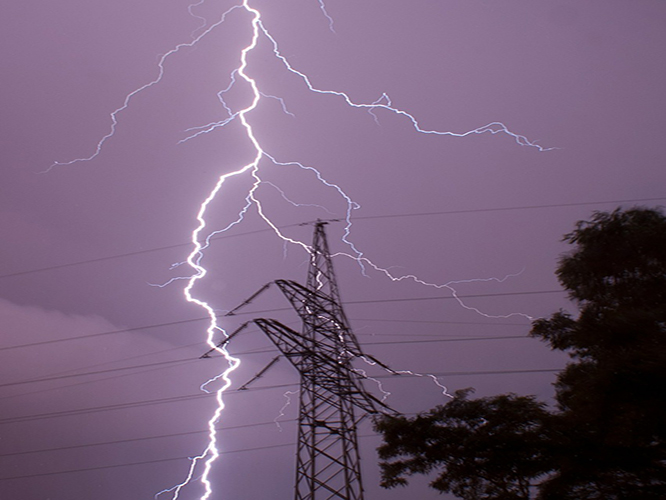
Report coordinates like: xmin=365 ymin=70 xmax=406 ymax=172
xmin=206 ymin=221 xmax=394 ymax=500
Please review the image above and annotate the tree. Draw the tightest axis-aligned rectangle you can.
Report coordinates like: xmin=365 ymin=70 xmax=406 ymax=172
xmin=375 ymin=389 xmax=551 ymax=499
xmin=531 ymin=208 xmax=666 ymax=499
xmin=375 ymin=207 xmax=666 ymax=499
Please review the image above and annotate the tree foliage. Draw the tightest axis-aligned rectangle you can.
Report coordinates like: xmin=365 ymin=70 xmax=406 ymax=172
xmin=375 ymin=389 xmax=551 ymax=499
xmin=375 ymin=207 xmax=666 ymax=499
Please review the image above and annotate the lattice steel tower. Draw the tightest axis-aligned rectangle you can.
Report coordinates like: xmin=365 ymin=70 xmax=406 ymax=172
xmin=215 ymin=221 xmax=393 ymax=500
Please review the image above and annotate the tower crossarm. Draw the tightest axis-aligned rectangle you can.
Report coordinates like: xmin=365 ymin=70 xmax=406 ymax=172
xmin=252 ymin=318 xmax=393 ymax=416
xmin=274 ymin=279 xmax=364 ymax=357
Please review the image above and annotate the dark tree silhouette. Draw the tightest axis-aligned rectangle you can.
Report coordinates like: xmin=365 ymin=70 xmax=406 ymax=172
xmin=375 ymin=207 xmax=666 ymax=499
xmin=375 ymin=389 xmax=551 ymax=499
xmin=531 ymin=208 xmax=666 ymax=499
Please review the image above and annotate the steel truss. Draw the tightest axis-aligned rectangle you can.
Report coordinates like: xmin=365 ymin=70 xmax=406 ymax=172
xmin=214 ymin=221 xmax=393 ymax=500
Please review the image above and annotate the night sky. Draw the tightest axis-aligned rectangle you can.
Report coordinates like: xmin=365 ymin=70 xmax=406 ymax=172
xmin=1 ymin=1 xmax=665 ymax=499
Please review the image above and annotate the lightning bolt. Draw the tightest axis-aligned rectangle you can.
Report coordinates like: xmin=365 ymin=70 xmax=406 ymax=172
xmin=316 ymin=0 xmax=336 ymax=33
xmin=358 ymin=356 xmax=453 ymax=400
xmin=274 ymin=389 xmax=299 ymax=431
xmin=336 ymin=256 xmax=535 ymax=320
xmin=46 ymin=1 xmax=551 ymax=497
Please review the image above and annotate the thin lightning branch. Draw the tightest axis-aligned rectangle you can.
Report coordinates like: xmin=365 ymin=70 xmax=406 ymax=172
xmin=178 ymin=71 xmax=240 ymax=144
xmin=390 ymin=370 xmax=452 ymax=397
xmin=353 ymin=365 xmax=393 ymax=402
xmin=261 ymin=181 xmax=337 ymax=215
xmin=316 ymin=0 xmax=336 ymax=33
xmin=262 ymin=153 xmax=364 ymax=264
xmin=368 ymin=92 xmax=391 ymax=125
xmin=335 ymin=253 xmax=534 ymax=320
xmin=187 ymin=1 xmax=208 ymax=39
xmin=260 ymin=92 xmax=296 ymax=117
xmin=357 ymin=355 xmax=452 ymax=403
xmin=156 ymin=472 xmax=204 ymax=499
xmin=45 ymin=5 xmax=243 ymax=173
xmin=257 ymin=21 xmax=554 ymax=152
xmin=360 ymin=353 xmax=453 ymax=399
xmin=274 ymin=389 xmax=299 ymax=431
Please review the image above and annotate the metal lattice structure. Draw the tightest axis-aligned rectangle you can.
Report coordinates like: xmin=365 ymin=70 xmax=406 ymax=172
xmin=209 ymin=221 xmax=393 ymax=500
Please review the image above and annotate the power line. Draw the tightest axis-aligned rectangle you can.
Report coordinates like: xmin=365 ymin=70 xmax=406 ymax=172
xmin=353 ymin=197 xmax=666 ymax=222
xmin=0 ymin=384 xmax=295 ymax=426
xmin=0 ymin=317 xmax=211 ymax=352
xmin=0 ymin=289 xmax=553 ymax=353
xmin=376 ymin=368 xmax=561 ymax=378
xmin=29 ymin=339 xmax=203 ymax=387
xmin=0 ymin=367 xmax=561 ymax=426
xmin=0 ymin=391 xmax=212 ymax=426
xmin=0 ymin=329 xmax=542 ymax=391
xmin=2 ymin=340 xmax=203 ymax=395
xmin=1 ymin=327 xmax=532 ymax=403
xmin=345 ymin=289 xmax=562 ymax=306
xmin=0 ymin=319 xmax=532 ymax=398
xmin=0 ymin=225 xmax=298 ymax=281
xmin=0 ymin=302 xmax=547 ymax=393
xmin=0 ymin=455 xmax=194 ymax=482
xmin=0 ymin=441 xmax=296 ymax=482
xmin=0 ymin=432 xmax=393 ymax=482
xmin=0 ymin=419 xmax=296 ymax=458
xmin=362 ymin=335 xmax=531 ymax=346
xmin=218 ymin=290 xmax=563 ymax=320
xmin=0 ymin=347 xmax=204 ymax=403
xmin=1 ymin=196 xmax=662 ymax=281
xmin=353 ymin=318 xmax=527 ymax=326
xmin=0 ymin=358 xmax=197 ymax=390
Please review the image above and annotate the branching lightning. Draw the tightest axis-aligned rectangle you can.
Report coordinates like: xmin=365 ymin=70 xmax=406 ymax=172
xmin=358 ymin=355 xmax=453 ymax=400
xmin=337 ymin=255 xmax=535 ymax=320
xmin=48 ymin=1 xmax=551 ymax=497
xmin=44 ymin=5 xmax=243 ymax=174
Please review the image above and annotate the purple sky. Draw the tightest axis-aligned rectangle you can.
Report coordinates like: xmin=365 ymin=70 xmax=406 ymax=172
xmin=1 ymin=1 xmax=665 ymax=498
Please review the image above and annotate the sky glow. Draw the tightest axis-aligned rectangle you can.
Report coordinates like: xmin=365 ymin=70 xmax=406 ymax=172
xmin=149 ymin=2 xmax=549 ymax=495
xmin=1 ymin=1 xmax=665 ymax=499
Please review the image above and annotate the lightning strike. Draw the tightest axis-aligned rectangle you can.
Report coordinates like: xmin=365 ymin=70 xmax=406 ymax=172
xmin=46 ymin=1 xmax=552 ymax=497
